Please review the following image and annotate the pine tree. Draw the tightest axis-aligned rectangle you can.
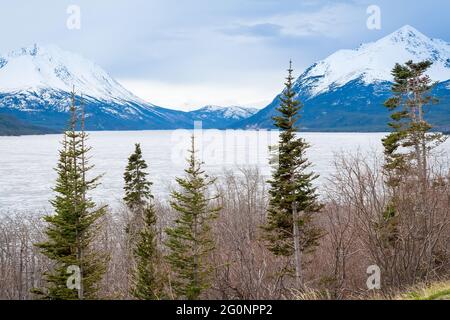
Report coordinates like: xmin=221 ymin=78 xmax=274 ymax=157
xmin=262 ymin=61 xmax=323 ymax=288
xmin=34 ymin=90 xmax=107 ymax=300
xmin=132 ymin=205 xmax=165 ymax=300
xmin=165 ymin=135 xmax=220 ymax=300
xmin=123 ymin=143 xmax=152 ymax=239
xmin=123 ymin=143 xmax=164 ymax=299
xmin=380 ymin=60 xmax=447 ymax=246
xmin=383 ymin=60 xmax=447 ymax=187
xmin=124 ymin=144 xmax=152 ymax=211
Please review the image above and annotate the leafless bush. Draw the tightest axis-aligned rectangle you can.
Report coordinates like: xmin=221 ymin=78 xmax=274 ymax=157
xmin=0 ymin=213 xmax=49 ymax=300
xmin=95 ymin=200 xmax=173 ymax=299
xmin=0 ymin=154 xmax=448 ymax=300
xmin=316 ymin=151 xmax=450 ymax=297
xmin=207 ymin=168 xmax=291 ymax=299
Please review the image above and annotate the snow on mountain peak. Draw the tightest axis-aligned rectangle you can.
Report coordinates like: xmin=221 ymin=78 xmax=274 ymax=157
xmin=298 ymin=25 xmax=450 ymax=97
xmin=194 ymin=105 xmax=258 ymax=119
xmin=0 ymin=43 xmax=147 ymax=104
xmin=387 ymin=25 xmax=426 ymax=42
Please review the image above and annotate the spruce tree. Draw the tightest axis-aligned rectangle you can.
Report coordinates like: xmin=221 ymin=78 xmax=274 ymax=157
xmin=380 ymin=60 xmax=447 ymax=246
xmin=34 ymin=90 xmax=107 ymax=300
xmin=165 ymin=135 xmax=220 ymax=300
xmin=123 ymin=143 xmax=164 ymax=299
xmin=383 ymin=60 xmax=446 ymax=187
xmin=124 ymin=144 xmax=152 ymax=211
xmin=262 ymin=61 xmax=323 ymax=288
xmin=132 ymin=205 xmax=165 ymax=300
xmin=124 ymin=143 xmax=152 ymax=240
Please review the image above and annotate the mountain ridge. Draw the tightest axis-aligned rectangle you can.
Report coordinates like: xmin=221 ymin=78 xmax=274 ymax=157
xmin=0 ymin=113 xmax=56 ymax=136
xmin=0 ymin=44 xmax=257 ymax=133
xmin=237 ymin=25 xmax=450 ymax=131
xmin=2 ymin=25 xmax=450 ymax=134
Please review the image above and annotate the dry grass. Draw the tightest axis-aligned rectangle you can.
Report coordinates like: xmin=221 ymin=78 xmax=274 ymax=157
xmin=292 ymin=287 xmax=333 ymax=300
xmin=397 ymin=281 xmax=450 ymax=300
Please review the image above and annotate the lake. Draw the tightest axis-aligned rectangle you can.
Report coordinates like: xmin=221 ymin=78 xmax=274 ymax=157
xmin=1 ymin=130 xmax=448 ymax=213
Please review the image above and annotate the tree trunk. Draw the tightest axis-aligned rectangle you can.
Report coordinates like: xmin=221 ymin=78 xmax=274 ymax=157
xmin=193 ymin=212 xmax=199 ymax=299
xmin=292 ymin=203 xmax=303 ymax=288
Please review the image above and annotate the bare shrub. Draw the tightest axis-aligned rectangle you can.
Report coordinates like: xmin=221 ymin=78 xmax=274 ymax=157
xmin=0 ymin=154 xmax=448 ymax=300
xmin=316 ymin=151 xmax=450 ymax=296
xmin=208 ymin=168 xmax=291 ymax=299
xmin=0 ymin=213 xmax=48 ymax=300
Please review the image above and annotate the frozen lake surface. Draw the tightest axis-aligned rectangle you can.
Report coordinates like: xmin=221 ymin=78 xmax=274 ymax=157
xmin=1 ymin=130 xmax=448 ymax=213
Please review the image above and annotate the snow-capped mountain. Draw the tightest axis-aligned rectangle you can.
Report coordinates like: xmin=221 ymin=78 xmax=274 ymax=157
xmin=297 ymin=25 xmax=450 ymax=97
xmin=189 ymin=105 xmax=258 ymax=128
xmin=194 ymin=105 xmax=258 ymax=120
xmin=238 ymin=25 xmax=450 ymax=131
xmin=0 ymin=44 xmax=256 ymax=133
xmin=0 ymin=44 xmax=147 ymax=105
xmin=0 ymin=44 xmax=193 ymax=130
xmin=4 ymin=26 xmax=449 ymax=134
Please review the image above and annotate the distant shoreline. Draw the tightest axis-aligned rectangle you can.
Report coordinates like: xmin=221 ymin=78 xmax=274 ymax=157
xmin=0 ymin=128 xmax=394 ymax=137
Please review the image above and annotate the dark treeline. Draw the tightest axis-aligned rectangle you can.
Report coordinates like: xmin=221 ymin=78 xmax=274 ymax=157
xmin=0 ymin=61 xmax=449 ymax=300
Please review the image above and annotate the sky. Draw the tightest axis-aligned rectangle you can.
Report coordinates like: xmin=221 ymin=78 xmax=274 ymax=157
xmin=1 ymin=0 xmax=450 ymax=110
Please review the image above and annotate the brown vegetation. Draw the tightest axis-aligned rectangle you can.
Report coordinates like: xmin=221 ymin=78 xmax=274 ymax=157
xmin=1 ymin=152 xmax=448 ymax=300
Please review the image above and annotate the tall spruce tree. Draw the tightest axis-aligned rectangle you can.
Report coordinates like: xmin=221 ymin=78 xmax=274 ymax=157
xmin=379 ymin=60 xmax=447 ymax=246
xmin=123 ymin=143 xmax=164 ymax=300
xmin=124 ymin=144 xmax=152 ymax=212
xmin=34 ymin=90 xmax=107 ymax=300
xmin=124 ymin=143 xmax=152 ymax=240
xmin=132 ymin=205 xmax=165 ymax=300
xmin=165 ymin=135 xmax=220 ymax=300
xmin=263 ymin=61 xmax=323 ymax=288
xmin=383 ymin=60 xmax=446 ymax=187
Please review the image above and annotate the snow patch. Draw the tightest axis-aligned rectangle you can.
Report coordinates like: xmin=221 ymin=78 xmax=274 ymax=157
xmin=297 ymin=25 xmax=450 ymax=97
xmin=0 ymin=44 xmax=151 ymax=106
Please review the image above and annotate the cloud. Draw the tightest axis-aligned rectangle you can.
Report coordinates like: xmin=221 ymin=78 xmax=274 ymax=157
xmin=118 ymin=79 xmax=276 ymax=111
xmin=2 ymin=0 xmax=450 ymax=110
xmin=224 ymin=2 xmax=366 ymax=39
xmin=221 ymin=23 xmax=283 ymax=38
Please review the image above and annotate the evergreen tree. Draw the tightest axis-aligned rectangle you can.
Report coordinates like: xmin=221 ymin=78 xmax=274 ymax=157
xmin=132 ymin=205 xmax=165 ymax=300
xmin=124 ymin=144 xmax=152 ymax=212
xmin=262 ymin=61 xmax=323 ymax=288
xmin=34 ymin=90 xmax=107 ymax=300
xmin=123 ymin=143 xmax=152 ymax=240
xmin=123 ymin=144 xmax=164 ymax=299
xmin=383 ymin=60 xmax=447 ymax=187
xmin=380 ymin=60 xmax=447 ymax=246
xmin=165 ymin=136 xmax=220 ymax=300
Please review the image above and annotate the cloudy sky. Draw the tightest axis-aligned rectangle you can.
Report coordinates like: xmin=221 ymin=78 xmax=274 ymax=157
xmin=1 ymin=0 xmax=450 ymax=110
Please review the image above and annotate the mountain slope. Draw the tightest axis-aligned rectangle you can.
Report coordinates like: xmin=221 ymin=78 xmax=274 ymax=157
xmin=0 ymin=44 xmax=147 ymax=104
xmin=189 ymin=105 xmax=258 ymax=129
xmin=0 ymin=44 xmax=256 ymax=132
xmin=0 ymin=113 xmax=55 ymax=136
xmin=0 ymin=44 xmax=196 ymax=130
xmin=238 ymin=25 xmax=450 ymax=131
